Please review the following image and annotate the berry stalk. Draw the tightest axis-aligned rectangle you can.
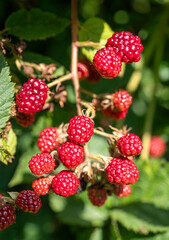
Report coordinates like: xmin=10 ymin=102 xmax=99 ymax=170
xmin=71 ymin=0 xmax=81 ymax=115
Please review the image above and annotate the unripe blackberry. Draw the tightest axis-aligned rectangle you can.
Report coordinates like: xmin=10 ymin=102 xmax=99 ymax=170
xmin=113 ymin=184 xmax=132 ymax=198
xmin=67 ymin=115 xmax=94 ymax=144
xmin=37 ymin=127 xmax=59 ymax=153
xmin=57 ymin=141 xmax=85 ymax=169
xmin=29 ymin=153 xmax=55 ymax=175
xmin=113 ymin=90 xmax=132 ymax=111
xmin=93 ymin=47 xmax=122 ymax=79
xmin=106 ymin=157 xmax=139 ymax=184
xmin=0 ymin=205 xmax=16 ymax=231
xmin=16 ymin=78 xmax=49 ymax=114
xmin=52 ymin=170 xmax=80 ymax=197
xmin=102 ymin=108 xmax=128 ymax=119
xmin=16 ymin=111 xmax=35 ymax=127
xmin=106 ymin=32 xmax=143 ymax=63
xmin=149 ymin=136 xmax=166 ymax=158
xmin=88 ymin=186 xmax=107 ymax=207
xmin=32 ymin=176 xmax=53 ymax=195
xmin=78 ymin=62 xmax=89 ymax=79
xmin=117 ymin=133 xmax=143 ymax=156
xmin=16 ymin=190 xmax=41 ymax=213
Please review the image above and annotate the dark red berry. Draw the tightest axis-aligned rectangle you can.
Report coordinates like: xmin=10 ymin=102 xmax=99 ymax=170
xmin=32 ymin=176 xmax=52 ymax=196
xmin=78 ymin=62 xmax=89 ymax=79
xmin=113 ymin=90 xmax=132 ymax=111
xmin=106 ymin=32 xmax=143 ymax=63
xmin=57 ymin=141 xmax=85 ymax=169
xmin=67 ymin=115 xmax=94 ymax=144
xmin=52 ymin=170 xmax=80 ymax=197
xmin=88 ymin=186 xmax=107 ymax=207
xmin=37 ymin=127 xmax=59 ymax=153
xmin=117 ymin=133 xmax=143 ymax=156
xmin=16 ymin=78 xmax=49 ymax=114
xmin=149 ymin=136 xmax=166 ymax=158
xmin=93 ymin=47 xmax=122 ymax=79
xmin=113 ymin=184 xmax=131 ymax=198
xmin=29 ymin=153 xmax=55 ymax=175
xmin=0 ymin=205 xmax=16 ymax=231
xmin=102 ymin=108 xmax=128 ymax=119
xmin=106 ymin=157 xmax=139 ymax=184
xmin=84 ymin=59 xmax=101 ymax=83
xmin=16 ymin=111 xmax=35 ymax=127
xmin=16 ymin=190 xmax=41 ymax=213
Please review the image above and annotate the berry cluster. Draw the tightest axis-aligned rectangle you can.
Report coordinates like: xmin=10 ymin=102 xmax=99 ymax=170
xmin=93 ymin=31 xmax=143 ymax=79
xmin=16 ymin=78 xmax=49 ymax=114
xmin=2 ymin=30 xmax=145 ymax=232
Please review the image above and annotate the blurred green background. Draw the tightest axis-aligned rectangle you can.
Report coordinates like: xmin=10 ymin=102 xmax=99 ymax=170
xmin=0 ymin=0 xmax=169 ymax=239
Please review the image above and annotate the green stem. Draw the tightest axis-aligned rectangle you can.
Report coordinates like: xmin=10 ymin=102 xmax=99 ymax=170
xmin=141 ymin=28 xmax=166 ymax=161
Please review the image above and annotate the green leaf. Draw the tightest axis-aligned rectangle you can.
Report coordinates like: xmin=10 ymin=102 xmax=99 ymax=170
xmin=111 ymin=203 xmax=169 ymax=235
xmin=79 ymin=17 xmax=113 ymax=61
xmin=22 ymin=51 xmax=68 ymax=78
xmin=9 ymin=145 xmax=39 ymax=187
xmin=132 ymin=231 xmax=169 ymax=240
xmin=6 ymin=128 xmax=17 ymax=156
xmin=49 ymin=192 xmax=108 ymax=227
xmin=0 ymin=128 xmax=17 ymax=164
xmin=0 ymin=54 xmax=14 ymax=132
xmin=5 ymin=9 xmax=70 ymax=41
xmin=114 ymin=159 xmax=169 ymax=210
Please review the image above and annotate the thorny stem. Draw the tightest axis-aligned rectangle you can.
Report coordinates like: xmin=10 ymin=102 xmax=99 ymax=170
xmin=71 ymin=0 xmax=82 ymax=115
xmin=47 ymin=73 xmax=72 ymax=88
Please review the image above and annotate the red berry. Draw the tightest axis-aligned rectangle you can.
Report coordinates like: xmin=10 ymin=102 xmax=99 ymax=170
xmin=57 ymin=141 xmax=85 ymax=169
xmin=88 ymin=186 xmax=107 ymax=207
xmin=106 ymin=157 xmax=139 ymax=184
xmin=29 ymin=153 xmax=55 ymax=175
xmin=37 ymin=127 xmax=59 ymax=153
xmin=0 ymin=205 xmax=16 ymax=231
xmin=93 ymin=47 xmax=122 ymax=79
xmin=84 ymin=60 xmax=101 ymax=83
xmin=106 ymin=32 xmax=143 ymax=63
xmin=102 ymin=108 xmax=128 ymax=119
xmin=0 ymin=193 xmax=3 ymax=197
xmin=114 ymin=184 xmax=131 ymax=198
xmin=117 ymin=133 xmax=143 ymax=156
xmin=78 ymin=62 xmax=89 ymax=79
xmin=16 ymin=78 xmax=49 ymax=114
xmin=67 ymin=115 xmax=94 ymax=144
xmin=16 ymin=111 xmax=35 ymax=127
xmin=113 ymin=90 xmax=132 ymax=111
xmin=32 ymin=176 xmax=52 ymax=196
xmin=149 ymin=136 xmax=166 ymax=158
xmin=52 ymin=170 xmax=80 ymax=197
xmin=16 ymin=190 xmax=41 ymax=213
